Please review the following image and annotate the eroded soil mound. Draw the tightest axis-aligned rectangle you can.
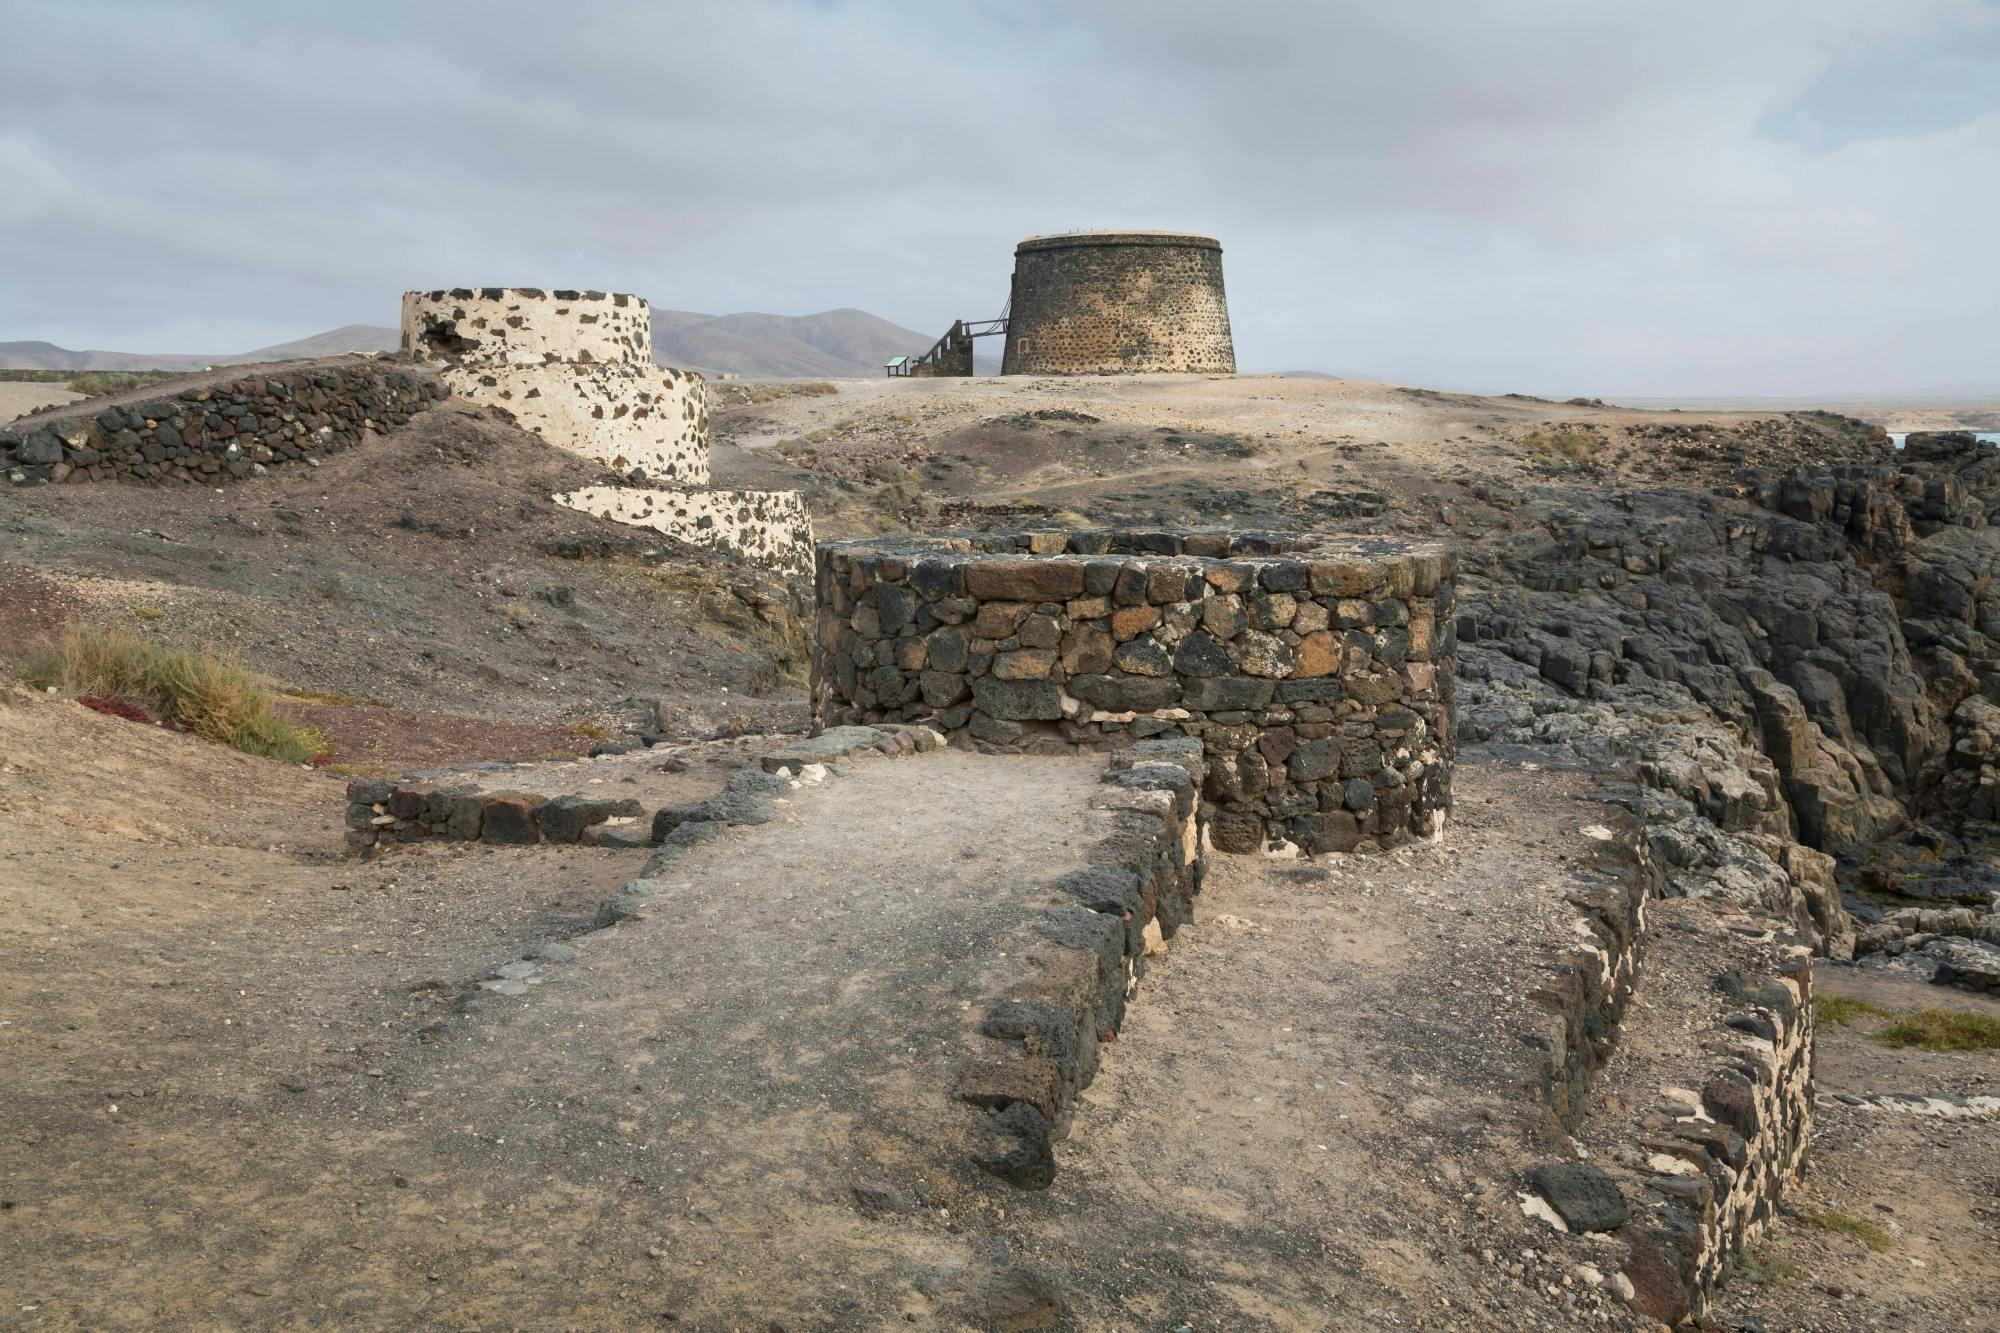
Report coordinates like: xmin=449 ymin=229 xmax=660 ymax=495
xmin=2 ymin=389 xmax=810 ymax=760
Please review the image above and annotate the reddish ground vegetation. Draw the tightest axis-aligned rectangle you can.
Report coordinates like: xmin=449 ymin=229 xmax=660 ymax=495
xmin=75 ymin=694 xmax=155 ymax=725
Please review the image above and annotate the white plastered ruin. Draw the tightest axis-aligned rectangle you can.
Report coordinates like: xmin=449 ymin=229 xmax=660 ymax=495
xmin=402 ymin=288 xmax=811 ymax=574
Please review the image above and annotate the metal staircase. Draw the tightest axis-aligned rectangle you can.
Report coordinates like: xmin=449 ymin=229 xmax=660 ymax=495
xmin=886 ymin=307 xmax=1008 ymax=377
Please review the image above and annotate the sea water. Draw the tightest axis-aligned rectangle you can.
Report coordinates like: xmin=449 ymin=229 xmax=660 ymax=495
xmin=1890 ymin=431 xmax=2000 ymax=449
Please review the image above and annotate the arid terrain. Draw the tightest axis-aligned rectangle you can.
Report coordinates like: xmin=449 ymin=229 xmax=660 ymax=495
xmin=4 ymin=368 xmax=1999 ymax=1330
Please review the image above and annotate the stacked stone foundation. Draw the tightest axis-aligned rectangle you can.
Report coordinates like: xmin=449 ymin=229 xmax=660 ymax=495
xmin=402 ymin=287 xmax=812 ymax=576
xmin=814 ymin=529 xmax=1455 ymax=854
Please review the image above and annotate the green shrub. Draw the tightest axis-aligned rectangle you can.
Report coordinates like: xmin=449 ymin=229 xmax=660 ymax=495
xmin=21 ymin=625 xmax=329 ymax=764
xmin=1814 ymin=995 xmax=1890 ymax=1027
xmin=0 ymin=368 xmax=186 ymax=395
xmin=1876 ymin=1008 xmax=2000 ymax=1052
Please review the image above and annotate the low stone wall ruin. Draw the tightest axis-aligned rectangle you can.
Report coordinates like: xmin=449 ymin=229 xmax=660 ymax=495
xmin=2 ymin=364 xmax=443 ymax=487
xmin=1616 ymin=947 xmax=1814 ymax=1323
xmin=814 ymin=529 xmax=1455 ymax=854
xmin=345 ymin=777 xmax=643 ymax=851
xmin=402 ymin=287 xmax=813 ymax=577
xmin=961 ymin=737 xmax=1208 ymax=1187
xmin=1519 ymin=806 xmax=1817 ymax=1324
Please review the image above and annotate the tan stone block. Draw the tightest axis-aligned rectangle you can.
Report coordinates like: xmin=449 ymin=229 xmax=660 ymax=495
xmin=1408 ymin=609 xmax=1434 ymax=659
xmin=1204 ymin=562 xmax=1253 ymax=593
xmin=1202 ymin=594 xmax=1245 ymax=639
xmin=991 ymin=649 xmax=1056 ymax=680
xmin=1146 ymin=564 xmax=1196 ymax=604
xmin=965 ymin=558 xmax=1085 ymax=601
xmin=1061 ymin=624 xmax=1114 ymax=674
xmin=1112 ymin=605 xmax=1162 ymax=640
xmin=1309 ymin=558 xmax=1378 ymax=597
xmin=973 ymin=601 xmax=1031 ymax=638
xmin=1293 ymin=630 xmax=1340 ymax=678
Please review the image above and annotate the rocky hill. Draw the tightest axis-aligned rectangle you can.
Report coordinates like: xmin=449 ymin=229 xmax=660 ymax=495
xmin=649 ymin=306 xmax=934 ymax=376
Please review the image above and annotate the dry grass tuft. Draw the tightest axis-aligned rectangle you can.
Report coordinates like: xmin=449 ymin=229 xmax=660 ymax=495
xmin=1800 ymin=1209 xmax=1895 ymax=1252
xmin=20 ymin=625 xmax=330 ymax=764
xmin=1522 ymin=426 xmax=1603 ymax=461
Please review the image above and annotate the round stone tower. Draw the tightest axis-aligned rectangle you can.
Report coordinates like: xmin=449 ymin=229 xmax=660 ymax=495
xmin=1000 ymin=232 xmax=1235 ymax=376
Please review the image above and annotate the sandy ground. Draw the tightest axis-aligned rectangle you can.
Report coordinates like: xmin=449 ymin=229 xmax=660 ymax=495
xmin=0 ymin=383 xmax=83 ymax=424
xmin=704 ymin=372 xmax=1889 ymax=546
xmin=0 ymin=691 xmax=1679 ymax=1330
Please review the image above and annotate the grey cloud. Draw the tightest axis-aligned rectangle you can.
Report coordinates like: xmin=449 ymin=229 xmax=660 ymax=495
xmin=0 ymin=0 xmax=1994 ymax=394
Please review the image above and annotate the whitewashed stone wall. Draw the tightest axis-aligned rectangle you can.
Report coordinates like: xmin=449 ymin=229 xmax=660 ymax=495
xmin=443 ymin=362 xmax=708 ymax=484
xmin=401 ymin=289 xmax=651 ymax=366
xmin=556 ymin=485 xmax=813 ymax=577
xmin=402 ymin=288 xmax=811 ymax=574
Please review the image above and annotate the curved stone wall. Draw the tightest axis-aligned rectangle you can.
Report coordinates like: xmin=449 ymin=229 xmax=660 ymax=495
xmin=814 ymin=529 xmax=1454 ymax=853
xmin=1001 ymin=232 xmax=1236 ymax=376
xmin=400 ymin=288 xmax=651 ymax=366
xmin=444 ymin=362 xmax=708 ymax=484
xmin=557 ymin=485 xmax=814 ymax=577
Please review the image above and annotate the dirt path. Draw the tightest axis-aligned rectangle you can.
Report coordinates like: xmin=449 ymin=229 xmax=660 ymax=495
xmin=2 ymin=696 xmax=1641 ymax=1330
xmin=1 ymin=743 xmax=1137 ymax=1328
xmin=994 ymin=753 xmax=1653 ymax=1330
xmin=16 ymin=687 xmax=1977 ymax=1329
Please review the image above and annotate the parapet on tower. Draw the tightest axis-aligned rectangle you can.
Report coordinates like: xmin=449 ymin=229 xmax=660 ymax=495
xmin=1001 ymin=232 xmax=1235 ymax=375
xmin=402 ymin=288 xmax=811 ymax=575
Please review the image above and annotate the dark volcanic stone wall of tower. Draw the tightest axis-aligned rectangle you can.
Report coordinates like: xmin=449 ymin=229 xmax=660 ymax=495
xmin=1001 ymin=233 xmax=1235 ymax=375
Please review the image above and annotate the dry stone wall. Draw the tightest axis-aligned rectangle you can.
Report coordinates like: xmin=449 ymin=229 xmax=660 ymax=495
xmin=402 ymin=288 xmax=812 ymax=576
xmin=2 ymin=364 xmax=441 ymax=487
xmin=1517 ymin=803 xmax=1818 ymax=1324
xmin=345 ymin=777 xmax=643 ymax=851
xmin=1001 ymin=232 xmax=1236 ymax=376
xmin=962 ymin=737 xmax=1208 ymax=1188
xmin=1615 ymin=945 xmax=1814 ymax=1324
xmin=814 ymin=528 xmax=1455 ymax=854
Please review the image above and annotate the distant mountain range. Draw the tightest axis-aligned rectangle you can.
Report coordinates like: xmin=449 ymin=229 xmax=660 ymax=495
xmin=0 ymin=308 xmax=949 ymax=379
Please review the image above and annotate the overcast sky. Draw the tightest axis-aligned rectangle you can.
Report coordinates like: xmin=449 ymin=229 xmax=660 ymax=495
xmin=3 ymin=0 xmax=1996 ymax=396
